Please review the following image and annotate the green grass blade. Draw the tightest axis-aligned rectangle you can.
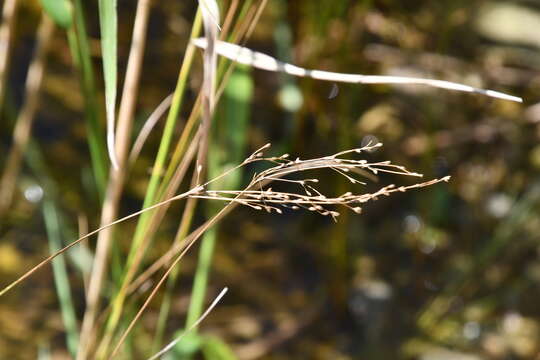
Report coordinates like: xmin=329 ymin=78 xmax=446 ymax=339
xmin=43 ymin=200 xmax=79 ymax=357
xmin=185 ymin=226 xmax=218 ymax=328
xmin=67 ymin=0 xmax=108 ymax=198
xmin=98 ymin=0 xmax=118 ymax=168
xmin=40 ymin=0 xmax=72 ymax=28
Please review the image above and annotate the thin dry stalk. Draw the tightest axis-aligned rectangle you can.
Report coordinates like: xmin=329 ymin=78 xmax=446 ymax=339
xmin=77 ymin=213 xmax=91 ymax=294
xmin=244 ymin=0 xmax=268 ymax=40
xmin=133 ymin=167 xmax=205 ymax=301
xmin=128 ymin=93 xmax=173 ymax=165
xmin=127 ymin=214 xmax=217 ymax=294
xmin=0 ymin=15 xmax=54 ymax=216
xmin=220 ymin=0 xmax=238 ymax=37
xmin=0 ymin=185 xmax=202 ymax=298
xmin=147 ymin=287 xmax=228 ymax=360
xmin=139 ymin=129 xmax=202 ymax=252
xmin=77 ymin=0 xmax=153 ymax=358
xmin=215 ymin=0 xmax=268 ymax=101
xmin=128 ymin=172 xmax=275 ymax=294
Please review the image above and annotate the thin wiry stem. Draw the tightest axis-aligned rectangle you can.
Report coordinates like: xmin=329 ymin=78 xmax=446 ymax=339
xmin=150 ymin=151 xmax=202 ymax=353
xmin=127 ymin=212 xmax=230 ymax=295
xmin=244 ymin=0 xmax=268 ymax=40
xmin=220 ymin=0 xmax=238 ymax=36
xmin=0 ymin=186 xmax=200 ymax=297
xmin=146 ymin=287 xmax=228 ymax=360
xmin=195 ymin=0 xmax=219 ymax=176
xmin=128 ymin=93 xmax=173 ymax=166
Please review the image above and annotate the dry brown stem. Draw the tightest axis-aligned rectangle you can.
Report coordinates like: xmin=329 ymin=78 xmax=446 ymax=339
xmin=77 ymin=0 xmax=153 ymax=358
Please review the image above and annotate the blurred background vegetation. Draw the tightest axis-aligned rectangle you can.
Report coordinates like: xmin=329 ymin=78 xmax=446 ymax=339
xmin=1 ymin=0 xmax=539 ymax=359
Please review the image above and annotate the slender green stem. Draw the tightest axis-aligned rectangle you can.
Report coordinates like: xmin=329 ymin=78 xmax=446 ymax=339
xmin=43 ymin=200 xmax=80 ymax=357
xmin=186 ymin=226 xmax=217 ymax=327
xmin=126 ymin=10 xmax=202 ymax=268
xmin=186 ymin=65 xmax=253 ymax=333
xmin=67 ymin=0 xmax=108 ymax=198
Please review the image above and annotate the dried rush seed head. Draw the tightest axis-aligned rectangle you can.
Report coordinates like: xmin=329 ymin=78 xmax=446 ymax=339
xmin=194 ymin=143 xmax=450 ymax=222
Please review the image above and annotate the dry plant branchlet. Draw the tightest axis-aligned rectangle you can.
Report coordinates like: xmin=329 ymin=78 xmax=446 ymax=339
xmin=193 ymin=142 xmax=450 ymax=222
xmin=0 ymin=142 xmax=448 ymax=299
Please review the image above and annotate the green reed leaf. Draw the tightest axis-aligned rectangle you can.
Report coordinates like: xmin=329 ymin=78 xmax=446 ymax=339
xmin=40 ymin=0 xmax=72 ymax=28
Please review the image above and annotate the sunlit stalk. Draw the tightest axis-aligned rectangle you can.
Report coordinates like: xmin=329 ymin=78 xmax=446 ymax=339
xmin=77 ymin=0 xmax=153 ymax=358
